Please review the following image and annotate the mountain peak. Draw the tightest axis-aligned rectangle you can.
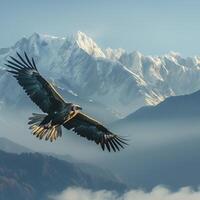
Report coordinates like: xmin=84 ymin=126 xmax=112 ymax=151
xmin=73 ymin=31 xmax=105 ymax=58
xmin=105 ymin=48 xmax=125 ymax=60
xmin=131 ymin=50 xmax=142 ymax=58
xmin=29 ymin=32 xmax=65 ymax=41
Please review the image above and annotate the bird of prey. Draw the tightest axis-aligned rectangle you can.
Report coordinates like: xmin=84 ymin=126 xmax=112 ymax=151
xmin=5 ymin=52 xmax=128 ymax=152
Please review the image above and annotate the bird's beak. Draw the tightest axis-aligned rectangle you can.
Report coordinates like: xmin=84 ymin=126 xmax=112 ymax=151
xmin=77 ymin=105 xmax=82 ymax=110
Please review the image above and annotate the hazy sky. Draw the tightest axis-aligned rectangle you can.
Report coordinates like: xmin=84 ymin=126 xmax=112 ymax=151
xmin=1 ymin=0 xmax=200 ymax=56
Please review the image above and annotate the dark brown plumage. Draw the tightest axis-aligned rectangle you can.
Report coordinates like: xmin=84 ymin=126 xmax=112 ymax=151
xmin=5 ymin=52 xmax=128 ymax=152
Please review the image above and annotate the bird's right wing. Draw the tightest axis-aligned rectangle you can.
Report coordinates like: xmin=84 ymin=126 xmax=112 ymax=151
xmin=63 ymin=112 xmax=128 ymax=152
xmin=5 ymin=52 xmax=66 ymax=113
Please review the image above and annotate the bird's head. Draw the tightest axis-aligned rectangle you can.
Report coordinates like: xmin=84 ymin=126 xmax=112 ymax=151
xmin=72 ymin=104 xmax=82 ymax=111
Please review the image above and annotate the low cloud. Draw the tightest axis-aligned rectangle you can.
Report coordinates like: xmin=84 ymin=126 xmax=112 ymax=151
xmin=51 ymin=186 xmax=200 ymax=200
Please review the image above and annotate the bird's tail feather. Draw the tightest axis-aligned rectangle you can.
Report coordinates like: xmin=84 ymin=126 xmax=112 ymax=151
xmin=28 ymin=113 xmax=62 ymax=142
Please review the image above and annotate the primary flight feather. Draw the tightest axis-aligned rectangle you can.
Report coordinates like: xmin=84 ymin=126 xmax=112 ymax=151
xmin=5 ymin=52 xmax=128 ymax=152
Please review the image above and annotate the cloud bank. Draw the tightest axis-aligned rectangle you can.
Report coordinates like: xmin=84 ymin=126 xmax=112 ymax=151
xmin=52 ymin=186 xmax=200 ymax=200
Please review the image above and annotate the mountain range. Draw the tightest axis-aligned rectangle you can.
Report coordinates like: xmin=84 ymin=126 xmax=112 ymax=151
xmin=0 ymin=137 xmax=126 ymax=200
xmin=118 ymin=89 xmax=200 ymax=124
xmin=1 ymin=32 xmax=200 ymax=117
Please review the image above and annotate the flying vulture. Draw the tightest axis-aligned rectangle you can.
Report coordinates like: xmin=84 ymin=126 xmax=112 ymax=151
xmin=5 ymin=52 xmax=128 ymax=152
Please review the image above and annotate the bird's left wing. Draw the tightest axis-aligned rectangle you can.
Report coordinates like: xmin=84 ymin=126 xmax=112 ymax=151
xmin=63 ymin=112 xmax=128 ymax=152
xmin=5 ymin=52 xmax=66 ymax=113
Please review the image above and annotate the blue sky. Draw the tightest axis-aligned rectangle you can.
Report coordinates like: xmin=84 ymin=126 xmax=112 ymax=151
xmin=1 ymin=0 xmax=200 ymax=56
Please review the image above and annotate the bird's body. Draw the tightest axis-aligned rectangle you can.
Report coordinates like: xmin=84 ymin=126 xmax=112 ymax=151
xmin=5 ymin=52 xmax=128 ymax=152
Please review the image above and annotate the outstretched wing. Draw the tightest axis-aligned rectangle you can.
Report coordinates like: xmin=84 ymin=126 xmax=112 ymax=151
xmin=63 ymin=112 xmax=128 ymax=152
xmin=5 ymin=52 xmax=66 ymax=113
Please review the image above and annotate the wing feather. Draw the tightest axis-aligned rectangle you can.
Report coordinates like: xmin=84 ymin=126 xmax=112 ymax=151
xmin=5 ymin=52 xmax=66 ymax=113
xmin=63 ymin=112 xmax=128 ymax=152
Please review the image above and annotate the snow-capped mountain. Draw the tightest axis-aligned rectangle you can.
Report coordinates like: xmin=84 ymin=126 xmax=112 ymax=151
xmin=1 ymin=31 xmax=200 ymax=117
xmin=117 ymin=51 xmax=200 ymax=98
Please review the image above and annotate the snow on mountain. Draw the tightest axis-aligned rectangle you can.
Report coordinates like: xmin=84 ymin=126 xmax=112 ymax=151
xmin=105 ymin=48 xmax=125 ymax=60
xmin=74 ymin=31 xmax=105 ymax=58
xmin=1 ymin=31 xmax=200 ymax=117
xmin=117 ymin=51 xmax=200 ymax=98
